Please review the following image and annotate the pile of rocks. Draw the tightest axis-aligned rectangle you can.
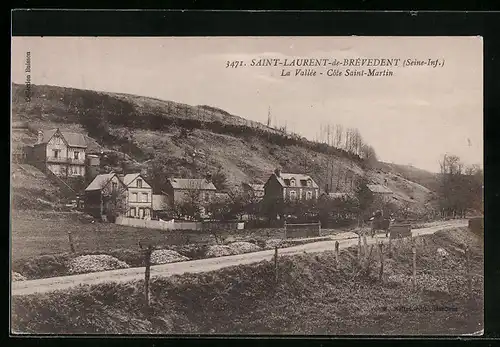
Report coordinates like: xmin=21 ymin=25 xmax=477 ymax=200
xmin=150 ymin=249 xmax=190 ymax=265
xmin=206 ymin=245 xmax=235 ymax=257
xmin=68 ymin=255 xmax=130 ymax=274
xmin=12 ymin=272 xmax=27 ymax=281
xmin=227 ymin=241 xmax=261 ymax=254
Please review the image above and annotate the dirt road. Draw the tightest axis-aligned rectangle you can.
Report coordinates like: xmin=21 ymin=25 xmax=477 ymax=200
xmin=11 ymin=220 xmax=467 ymax=296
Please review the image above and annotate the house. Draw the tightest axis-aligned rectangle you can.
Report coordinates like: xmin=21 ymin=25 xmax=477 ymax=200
xmin=264 ymin=168 xmax=319 ymax=201
xmin=367 ymin=184 xmax=393 ymax=196
xmin=122 ymin=173 xmax=153 ymax=219
xmin=84 ymin=173 xmax=127 ymax=220
xmin=26 ymin=128 xmax=87 ymax=178
xmin=165 ymin=178 xmax=217 ymax=207
xmin=242 ymin=182 xmax=265 ymax=199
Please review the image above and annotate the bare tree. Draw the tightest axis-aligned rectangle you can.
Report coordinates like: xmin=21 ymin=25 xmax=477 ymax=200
xmin=334 ymin=123 xmax=343 ymax=148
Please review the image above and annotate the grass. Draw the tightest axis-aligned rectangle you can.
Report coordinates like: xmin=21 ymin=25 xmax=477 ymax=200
xmin=11 ymin=210 xmax=345 ymax=279
xmin=11 ymin=227 xmax=483 ymax=335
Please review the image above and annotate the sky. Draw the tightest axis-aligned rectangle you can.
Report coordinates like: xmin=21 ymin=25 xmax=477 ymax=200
xmin=11 ymin=36 xmax=483 ymax=173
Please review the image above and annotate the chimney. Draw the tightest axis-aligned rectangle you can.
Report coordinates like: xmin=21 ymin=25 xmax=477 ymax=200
xmin=37 ymin=130 xmax=43 ymax=144
xmin=274 ymin=167 xmax=281 ymax=177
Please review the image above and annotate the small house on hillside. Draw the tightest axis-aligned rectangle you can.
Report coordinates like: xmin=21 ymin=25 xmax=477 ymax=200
xmin=242 ymin=182 xmax=265 ymax=200
xmin=165 ymin=178 xmax=217 ymax=207
xmin=26 ymin=128 xmax=87 ymax=178
xmin=84 ymin=173 xmax=127 ymax=221
xmin=264 ymin=168 xmax=319 ymax=201
xmin=122 ymin=173 xmax=153 ymax=219
xmin=367 ymin=184 xmax=393 ymax=204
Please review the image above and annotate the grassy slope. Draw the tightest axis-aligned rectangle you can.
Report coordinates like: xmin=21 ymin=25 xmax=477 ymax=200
xmin=11 ymin=227 xmax=483 ymax=335
xmin=11 ymin=164 xmax=64 ymax=210
xmin=11 ymin=83 xmax=436 ymax=212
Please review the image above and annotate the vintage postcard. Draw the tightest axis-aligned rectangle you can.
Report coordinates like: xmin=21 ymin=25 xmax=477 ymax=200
xmin=10 ymin=36 xmax=483 ymax=335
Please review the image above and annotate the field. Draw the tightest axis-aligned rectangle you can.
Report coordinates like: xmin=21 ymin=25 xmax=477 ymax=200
xmin=11 ymin=227 xmax=483 ymax=335
xmin=11 ymin=210 xmax=346 ymax=279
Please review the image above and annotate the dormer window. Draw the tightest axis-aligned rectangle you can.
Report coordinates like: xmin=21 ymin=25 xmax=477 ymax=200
xmin=290 ymin=179 xmax=296 ymax=187
xmin=137 ymin=179 xmax=142 ymax=188
xmin=307 ymin=179 xmax=312 ymax=187
xmin=284 ymin=179 xmax=290 ymax=186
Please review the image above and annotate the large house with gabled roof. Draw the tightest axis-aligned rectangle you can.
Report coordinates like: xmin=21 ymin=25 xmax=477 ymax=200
xmin=25 ymin=128 xmax=87 ymax=178
xmin=264 ymin=168 xmax=320 ymax=202
xmin=121 ymin=173 xmax=153 ymax=219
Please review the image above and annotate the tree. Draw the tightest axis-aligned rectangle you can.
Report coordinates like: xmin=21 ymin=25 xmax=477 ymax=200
xmin=361 ymin=144 xmax=378 ymax=167
xmin=100 ymin=179 xmax=127 ymax=222
xmin=438 ymin=154 xmax=483 ymax=218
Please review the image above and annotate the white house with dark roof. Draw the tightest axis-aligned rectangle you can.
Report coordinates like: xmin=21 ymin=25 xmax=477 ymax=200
xmin=264 ymin=168 xmax=319 ymax=201
xmin=121 ymin=173 xmax=153 ymax=219
xmin=26 ymin=128 xmax=87 ymax=177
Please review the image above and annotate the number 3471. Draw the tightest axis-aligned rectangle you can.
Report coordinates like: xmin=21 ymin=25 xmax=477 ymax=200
xmin=226 ymin=60 xmax=244 ymax=68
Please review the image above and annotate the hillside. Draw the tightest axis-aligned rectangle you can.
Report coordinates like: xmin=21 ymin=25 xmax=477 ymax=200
xmin=11 ymin=83 xmax=438 ymax=215
xmin=378 ymin=162 xmax=440 ymax=193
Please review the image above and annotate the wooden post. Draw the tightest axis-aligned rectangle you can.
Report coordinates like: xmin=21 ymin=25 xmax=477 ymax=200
xmin=318 ymin=222 xmax=322 ymax=237
xmin=357 ymin=234 xmax=362 ymax=263
xmin=388 ymin=237 xmax=392 ymax=257
xmin=284 ymin=221 xmax=287 ymax=239
xmin=412 ymin=245 xmax=417 ymax=289
xmin=144 ymin=245 xmax=153 ymax=309
xmin=465 ymin=244 xmax=473 ymax=299
xmin=68 ymin=231 xmax=75 ymax=253
xmin=362 ymin=234 xmax=368 ymax=259
xmin=378 ymin=242 xmax=384 ymax=281
xmin=335 ymin=241 xmax=339 ymax=268
xmin=274 ymin=246 xmax=279 ymax=285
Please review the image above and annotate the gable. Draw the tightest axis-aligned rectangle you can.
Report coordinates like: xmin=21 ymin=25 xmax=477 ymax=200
xmin=125 ymin=174 xmax=152 ymax=189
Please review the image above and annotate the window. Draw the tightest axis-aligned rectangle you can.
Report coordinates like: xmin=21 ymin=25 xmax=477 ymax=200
xmin=290 ymin=179 xmax=296 ymax=187
xmin=283 ymin=179 xmax=290 ymax=186
xmin=137 ymin=179 xmax=143 ymax=188
xmin=112 ymin=182 xmax=118 ymax=192
xmin=130 ymin=208 xmax=136 ymax=217
xmin=306 ymin=191 xmax=313 ymax=200
xmin=132 ymin=192 xmax=138 ymax=202
xmin=307 ymin=179 xmax=312 ymax=187
xmin=290 ymin=190 xmax=297 ymax=200
xmin=53 ymin=149 xmax=60 ymax=158
xmin=141 ymin=193 xmax=148 ymax=202
xmin=300 ymin=179 xmax=307 ymax=186
xmin=74 ymin=151 xmax=79 ymax=160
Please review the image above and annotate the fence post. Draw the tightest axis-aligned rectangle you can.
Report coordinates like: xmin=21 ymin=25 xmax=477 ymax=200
xmin=357 ymin=234 xmax=362 ymax=264
xmin=335 ymin=241 xmax=339 ymax=268
xmin=412 ymin=244 xmax=417 ymax=289
xmin=284 ymin=220 xmax=287 ymax=239
xmin=68 ymin=231 xmax=75 ymax=253
xmin=362 ymin=233 xmax=368 ymax=259
xmin=378 ymin=241 xmax=384 ymax=281
xmin=274 ymin=246 xmax=279 ymax=285
xmin=318 ymin=222 xmax=322 ymax=236
xmin=144 ymin=245 xmax=153 ymax=310
xmin=465 ymin=244 xmax=473 ymax=300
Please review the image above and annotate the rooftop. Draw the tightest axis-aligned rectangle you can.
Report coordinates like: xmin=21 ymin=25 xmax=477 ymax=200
xmin=275 ymin=173 xmax=319 ymax=188
xmin=168 ymin=178 xmax=217 ymax=190
xmin=85 ymin=173 xmax=116 ymax=191
xmin=367 ymin=184 xmax=393 ymax=194
xmin=40 ymin=129 xmax=87 ymax=148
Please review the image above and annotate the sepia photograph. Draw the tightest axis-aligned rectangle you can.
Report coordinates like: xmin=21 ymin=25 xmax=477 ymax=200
xmin=10 ymin=36 xmax=484 ymax=335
